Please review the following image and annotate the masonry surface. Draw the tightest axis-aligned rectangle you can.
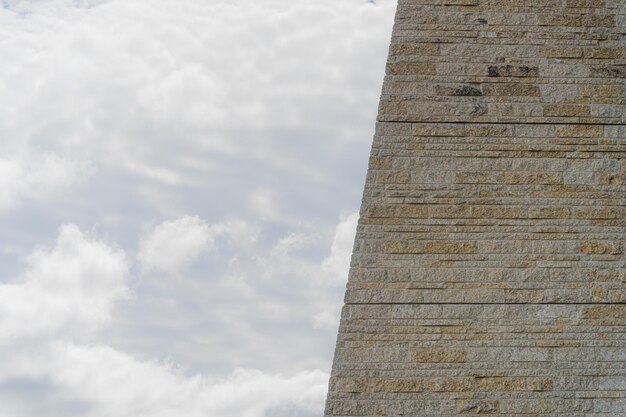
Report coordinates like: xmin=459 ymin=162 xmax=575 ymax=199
xmin=324 ymin=0 xmax=626 ymax=415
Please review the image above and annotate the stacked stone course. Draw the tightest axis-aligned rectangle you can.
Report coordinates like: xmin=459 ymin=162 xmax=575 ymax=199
xmin=324 ymin=0 xmax=625 ymax=415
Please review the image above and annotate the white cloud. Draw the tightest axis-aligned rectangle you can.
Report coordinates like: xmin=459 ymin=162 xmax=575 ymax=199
xmin=138 ymin=216 xmax=213 ymax=273
xmin=2 ymin=342 xmax=327 ymax=417
xmin=310 ymin=212 xmax=359 ymax=329
xmin=321 ymin=211 xmax=358 ymax=284
xmin=0 ymin=0 xmax=395 ymax=197
xmin=0 ymin=224 xmax=128 ymax=342
xmin=138 ymin=216 xmax=257 ymax=273
xmin=0 ymin=153 xmax=87 ymax=212
xmin=0 ymin=223 xmax=328 ymax=417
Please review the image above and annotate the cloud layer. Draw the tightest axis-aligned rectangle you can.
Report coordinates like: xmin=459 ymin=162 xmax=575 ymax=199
xmin=0 ymin=0 xmax=395 ymax=415
xmin=0 ymin=224 xmax=127 ymax=342
xmin=0 ymin=223 xmax=330 ymax=417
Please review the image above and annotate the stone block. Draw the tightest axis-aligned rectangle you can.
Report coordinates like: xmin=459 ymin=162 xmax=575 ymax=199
xmin=543 ymin=104 xmax=591 ymax=117
xmin=541 ymin=46 xmax=583 ymax=58
xmin=425 ymin=241 xmax=478 ymax=254
xmin=413 ymin=349 xmax=467 ymax=363
xmin=580 ymin=241 xmax=622 ymax=254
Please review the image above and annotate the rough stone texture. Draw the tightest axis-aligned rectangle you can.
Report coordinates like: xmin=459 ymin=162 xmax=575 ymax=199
xmin=324 ymin=0 xmax=625 ymax=415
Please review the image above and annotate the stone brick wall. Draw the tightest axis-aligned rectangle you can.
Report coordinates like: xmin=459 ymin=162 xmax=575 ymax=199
xmin=324 ymin=0 xmax=625 ymax=415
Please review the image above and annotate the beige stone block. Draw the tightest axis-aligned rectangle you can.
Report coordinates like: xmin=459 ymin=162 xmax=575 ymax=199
xmin=566 ymin=0 xmax=604 ymax=7
xmin=464 ymin=125 xmax=512 ymax=137
xmin=425 ymin=241 xmax=478 ymax=254
xmin=539 ymin=14 xmax=582 ymax=26
xmin=529 ymin=207 xmax=571 ymax=218
xmin=584 ymin=47 xmax=626 ymax=59
xmin=499 ymin=172 xmax=562 ymax=185
xmin=382 ymin=241 xmax=424 ymax=254
xmin=368 ymin=156 xmax=392 ymax=170
xmin=580 ymin=240 xmax=622 ymax=254
xmin=582 ymin=305 xmax=626 ymax=318
xmin=573 ymin=207 xmax=625 ymax=219
xmin=476 ymin=377 xmax=554 ymax=392
xmin=579 ymin=84 xmax=624 ymax=98
xmin=543 ymin=104 xmax=591 ymax=117
xmin=413 ymin=349 xmax=466 ymax=363
xmin=428 ymin=205 xmax=471 ymax=218
xmin=541 ymin=46 xmax=583 ymax=58
xmin=554 ymin=124 xmax=604 ymax=137
xmin=387 ymin=62 xmax=436 ymax=76
xmin=583 ymin=14 xmax=615 ymax=27
xmin=412 ymin=123 xmax=465 ymax=137
xmin=609 ymin=290 xmax=626 ymax=302
xmin=457 ymin=399 xmax=499 ymax=414
xmin=373 ymin=171 xmax=410 ymax=184
xmin=471 ymin=206 xmax=527 ymax=219
xmin=389 ymin=43 xmax=440 ymax=57
xmin=596 ymin=172 xmax=626 ymax=185
xmin=365 ymin=204 xmax=428 ymax=218
xmin=483 ymin=83 xmax=540 ymax=97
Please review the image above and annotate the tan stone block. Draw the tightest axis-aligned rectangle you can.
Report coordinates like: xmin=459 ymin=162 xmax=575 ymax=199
xmin=425 ymin=241 xmax=478 ymax=254
xmin=476 ymin=377 xmax=522 ymax=391
xmin=413 ymin=348 xmax=466 ymax=363
xmin=583 ymin=14 xmax=615 ymax=27
xmin=584 ymin=47 xmax=626 ymax=59
xmin=373 ymin=171 xmax=410 ymax=184
xmin=472 ymin=206 xmax=527 ymax=219
xmin=390 ymin=43 xmax=440 ymax=57
xmin=566 ymin=0 xmax=604 ymax=7
xmin=476 ymin=377 xmax=554 ymax=392
xmin=554 ymin=124 xmax=604 ymax=137
xmin=387 ymin=62 xmax=436 ymax=76
xmin=596 ymin=172 xmax=625 ymax=185
xmin=365 ymin=204 xmax=428 ymax=218
xmin=464 ymin=125 xmax=512 ymax=137
xmin=483 ymin=83 xmax=540 ymax=97
xmin=609 ymin=290 xmax=626 ymax=302
xmin=527 ymin=378 xmax=555 ymax=392
xmin=499 ymin=172 xmax=562 ymax=185
xmin=541 ymin=46 xmax=583 ymax=58
xmin=457 ymin=399 xmax=499 ymax=414
xmin=582 ymin=305 xmax=626 ymax=320
xmin=377 ymin=99 xmax=407 ymax=116
xmin=543 ymin=104 xmax=591 ymax=117
xmin=374 ymin=378 xmax=424 ymax=393
xmin=368 ymin=156 xmax=392 ymax=170
xmin=580 ymin=241 xmax=622 ymax=255
xmin=539 ymin=14 xmax=582 ymax=26
xmin=573 ymin=207 xmax=625 ymax=219
xmin=579 ymin=85 xmax=623 ymax=99
xmin=413 ymin=124 xmax=465 ymax=137
xmin=382 ymin=241 xmax=424 ymax=254
xmin=428 ymin=205 xmax=471 ymax=218
xmin=529 ymin=207 xmax=571 ymax=218
xmin=418 ymin=377 xmax=471 ymax=392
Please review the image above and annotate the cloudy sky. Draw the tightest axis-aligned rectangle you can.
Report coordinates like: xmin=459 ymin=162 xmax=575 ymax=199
xmin=0 ymin=1 xmax=396 ymax=416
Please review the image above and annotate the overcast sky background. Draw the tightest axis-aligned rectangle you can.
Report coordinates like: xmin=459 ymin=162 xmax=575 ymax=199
xmin=0 ymin=1 xmax=396 ymax=416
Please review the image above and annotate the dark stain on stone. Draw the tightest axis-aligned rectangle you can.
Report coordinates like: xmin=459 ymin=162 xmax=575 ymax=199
xmin=488 ymin=66 xmax=500 ymax=77
xmin=473 ymin=18 xmax=488 ymax=25
xmin=453 ymin=86 xmax=483 ymax=96
xmin=459 ymin=400 xmax=499 ymax=414
xmin=591 ymin=66 xmax=626 ymax=78
xmin=487 ymin=65 xmax=539 ymax=77
xmin=471 ymin=104 xmax=488 ymax=115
